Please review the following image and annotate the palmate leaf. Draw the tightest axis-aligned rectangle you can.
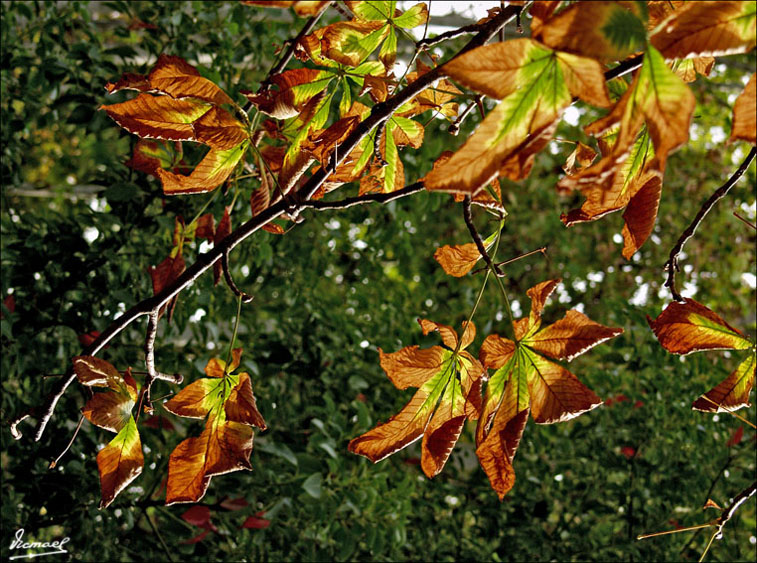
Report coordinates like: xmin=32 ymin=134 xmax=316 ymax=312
xmin=424 ymin=38 xmax=609 ymax=195
xmin=73 ymin=356 xmax=143 ymax=508
xmin=477 ymin=279 xmax=622 ymax=499
xmin=164 ymin=349 xmax=266 ymax=504
xmin=560 ymin=45 xmax=694 ymax=257
xmin=101 ymin=94 xmax=210 ymax=142
xmin=648 ymin=299 xmax=755 ymax=414
xmin=433 ymin=231 xmax=497 ymax=278
xmin=349 ymin=320 xmax=483 ymax=479
xmin=157 ymin=141 xmax=248 ymax=196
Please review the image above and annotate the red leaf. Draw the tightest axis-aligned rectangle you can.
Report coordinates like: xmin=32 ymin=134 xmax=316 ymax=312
xmin=621 ymin=446 xmax=636 ymax=459
xmin=220 ymin=497 xmax=249 ymax=511
xmin=242 ymin=513 xmax=271 ymax=529
xmin=727 ymin=426 xmax=744 ymax=447
xmin=181 ymin=530 xmax=211 ymax=544
xmin=182 ymin=505 xmax=218 ymax=531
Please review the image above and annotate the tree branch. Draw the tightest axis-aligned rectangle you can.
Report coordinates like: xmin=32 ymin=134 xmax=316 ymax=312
xmin=664 ymin=147 xmax=756 ymax=301
xmin=306 ymin=181 xmax=425 ymax=211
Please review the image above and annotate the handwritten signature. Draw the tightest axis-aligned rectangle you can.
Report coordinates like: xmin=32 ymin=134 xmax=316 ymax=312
xmin=9 ymin=528 xmax=70 ymax=560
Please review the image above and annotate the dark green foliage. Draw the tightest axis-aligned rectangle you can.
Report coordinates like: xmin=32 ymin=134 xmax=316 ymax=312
xmin=1 ymin=2 xmax=755 ymax=561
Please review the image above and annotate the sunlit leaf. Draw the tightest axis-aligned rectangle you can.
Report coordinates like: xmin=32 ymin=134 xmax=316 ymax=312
xmin=349 ymin=320 xmax=482 ymax=478
xmin=539 ymin=1 xmax=647 ymax=62
xmin=620 ymin=175 xmax=662 ymax=259
xmin=147 ymin=54 xmax=233 ymax=106
xmin=241 ymin=0 xmax=329 ymax=16
xmin=692 ymin=353 xmax=755 ymax=413
xmin=101 ymin=93 xmax=210 ymax=142
xmin=157 ymin=141 xmax=248 ymax=195
xmin=434 ymin=231 xmax=497 ymax=277
xmin=193 ymin=107 xmax=249 ymax=150
xmin=647 ymin=298 xmax=752 ymax=355
xmin=729 ymin=73 xmax=756 ymax=145
xmin=97 ymin=416 xmax=143 ymax=509
xmin=425 ymin=39 xmax=608 ymax=195
xmin=651 ymin=1 xmax=757 ymax=59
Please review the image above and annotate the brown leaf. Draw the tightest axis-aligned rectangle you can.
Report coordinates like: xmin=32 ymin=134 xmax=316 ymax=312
xmin=433 ymin=242 xmax=483 ymax=278
xmin=526 ymin=354 xmax=602 ymax=423
xmin=97 ymin=416 xmax=143 ymax=509
xmin=651 ymin=1 xmax=757 ymax=60
xmin=193 ymin=107 xmax=249 ymax=150
xmin=729 ymin=73 xmax=756 ymax=145
xmin=621 ymin=175 xmax=662 ymax=259
xmin=101 ymin=93 xmax=210 ymax=142
xmin=692 ymin=353 xmax=755 ymax=413
xmin=647 ymin=299 xmax=752 ymax=355
xmin=157 ymin=142 xmax=247 ymax=196
xmin=226 ymin=372 xmax=267 ymax=430
xmin=525 ymin=309 xmax=624 ymax=362
xmin=148 ymin=54 xmax=233 ymax=106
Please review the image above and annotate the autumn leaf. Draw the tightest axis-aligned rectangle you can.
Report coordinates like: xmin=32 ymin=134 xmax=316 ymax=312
xmin=650 ymin=1 xmax=757 ymax=60
xmin=349 ymin=320 xmax=483 ymax=478
xmin=241 ymin=0 xmax=330 ymax=17
xmin=648 ymin=299 xmax=755 ymax=413
xmin=125 ymin=139 xmax=184 ymax=176
xmin=157 ymin=141 xmax=248 ymax=195
xmin=73 ymin=356 xmax=143 ymax=508
xmin=147 ymin=54 xmax=233 ymax=106
xmin=559 ymin=45 xmax=695 ymax=257
xmin=101 ymin=93 xmax=210 ymax=142
xmin=193 ymin=107 xmax=249 ymax=150
xmin=539 ymin=1 xmax=648 ymax=62
xmin=424 ymin=38 xmax=609 ymax=195
xmin=729 ymin=73 xmax=756 ymax=145
xmin=164 ymin=349 xmax=266 ymax=504
xmin=434 ymin=231 xmax=497 ymax=278
xmin=477 ymin=279 xmax=622 ymax=499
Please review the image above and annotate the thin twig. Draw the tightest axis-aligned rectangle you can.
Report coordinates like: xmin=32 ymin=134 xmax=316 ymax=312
xmin=306 ymin=181 xmax=425 ymax=211
xmin=448 ymin=97 xmax=479 ymax=135
xmin=664 ymin=147 xmax=757 ymax=301
xmin=144 ymin=508 xmax=175 ymax=563
xmin=48 ymin=414 xmax=84 ymax=469
xmin=463 ymin=196 xmax=504 ymax=277
xmin=733 ymin=211 xmax=757 ymax=230
xmin=222 ymin=249 xmax=254 ymax=303
xmin=417 ymin=23 xmax=480 ymax=49
xmin=471 ymin=246 xmax=547 ymax=275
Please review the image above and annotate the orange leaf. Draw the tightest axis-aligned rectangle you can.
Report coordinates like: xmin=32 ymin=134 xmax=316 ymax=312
xmin=621 ymin=175 xmax=662 ymax=259
xmin=241 ymin=0 xmax=330 ymax=17
xmin=650 ymin=1 xmax=757 ymax=60
xmin=97 ymin=416 xmax=143 ymax=509
xmin=476 ymin=380 xmax=529 ymax=501
xmin=193 ymin=107 xmax=249 ymax=150
xmin=692 ymin=353 xmax=755 ymax=413
xmin=524 ymin=309 xmax=624 ymax=362
xmin=525 ymin=354 xmax=602 ymax=423
xmin=226 ymin=372 xmax=267 ymax=430
xmin=148 ymin=54 xmax=233 ymax=106
xmin=166 ymin=413 xmax=253 ymax=504
xmin=378 ymin=346 xmax=447 ymax=390
xmin=157 ymin=142 xmax=247 ymax=195
xmin=101 ymin=93 xmax=210 ymax=142
xmin=433 ymin=243 xmax=483 ymax=278
xmin=729 ymin=73 xmax=756 ymax=145
xmin=647 ymin=299 xmax=752 ymax=355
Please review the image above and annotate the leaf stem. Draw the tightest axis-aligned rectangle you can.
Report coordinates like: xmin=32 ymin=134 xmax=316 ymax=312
xmin=225 ymin=294 xmax=244 ymax=375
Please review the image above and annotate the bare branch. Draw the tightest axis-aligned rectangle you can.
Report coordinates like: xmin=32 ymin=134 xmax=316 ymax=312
xmin=448 ymin=97 xmax=480 ymax=135
xmin=664 ymin=147 xmax=756 ymax=301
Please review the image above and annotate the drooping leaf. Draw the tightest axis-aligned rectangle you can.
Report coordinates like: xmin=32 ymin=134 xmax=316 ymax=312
xmin=241 ymin=0 xmax=330 ymax=16
xmin=647 ymin=298 xmax=752 ymax=355
xmin=650 ymin=1 xmax=757 ymax=59
xmin=349 ymin=320 xmax=483 ymax=478
xmin=692 ymin=353 xmax=755 ymax=413
xmin=539 ymin=1 xmax=648 ymax=62
xmin=476 ymin=279 xmax=621 ymax=499
xmin=164 ymin=351 xmax=265 ymax=504
xmin=125 ymin=139 xmax=184 ymax=176
xmin=729 ymin=73 xmax=756 ymax=145
xmin=97 ymin=415 xmax=143 ymax=509
xmin=424 ymin=39 xmax=609 ymax=195
xmin=620 ymin=174 xmax=662 ymax=259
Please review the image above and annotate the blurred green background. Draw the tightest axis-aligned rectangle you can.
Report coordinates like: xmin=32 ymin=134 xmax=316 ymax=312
xmin=1 ymin=1 xmax=755 ymax=561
